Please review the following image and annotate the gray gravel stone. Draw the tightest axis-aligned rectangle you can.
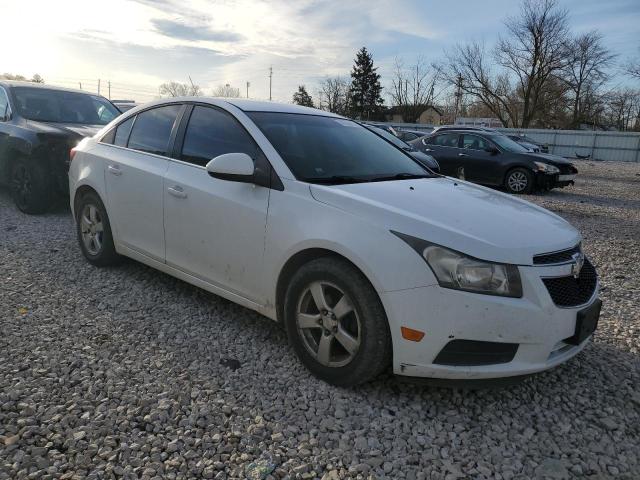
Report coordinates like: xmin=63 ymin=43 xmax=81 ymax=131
xmin=0 ymin=161 xmax=639 ymax=478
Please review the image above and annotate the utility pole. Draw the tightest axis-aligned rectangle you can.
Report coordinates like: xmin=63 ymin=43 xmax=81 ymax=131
xmin=79 ymin=82 xmax=82 ymax=90
xmin=98 ymin=79 xmax=101 ymax=95
xmin=453 ymin=74 xmax=463 ymax=123
xmin=188 ymin=75 xmax=196 ymax=95
xmin=269 ymin=66 xmax=273 ymax=101
xmin=108 ymin=81 xmax=111 ymax=100
xmin=246 ymin=81 xmax=250 ymax=98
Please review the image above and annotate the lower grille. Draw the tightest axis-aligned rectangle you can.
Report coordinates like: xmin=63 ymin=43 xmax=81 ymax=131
xmin=433 ymin=340 xmax=518 ymax=366
xmin=542 ymin=258 xmax=597 ymax=307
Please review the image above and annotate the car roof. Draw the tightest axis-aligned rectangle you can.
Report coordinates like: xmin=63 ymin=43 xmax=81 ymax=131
xmin=120 ymin=97 xmax=342 ymax=118
xmin=0 ymin=80 xmax=93 ymax=96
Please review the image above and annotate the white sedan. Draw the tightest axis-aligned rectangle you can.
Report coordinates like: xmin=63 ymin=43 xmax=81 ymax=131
xmin=68 ymin=98 xmax=601 ymax=386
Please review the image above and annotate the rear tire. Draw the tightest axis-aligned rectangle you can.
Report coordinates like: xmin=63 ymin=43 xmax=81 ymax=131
xmin=75 ymin=191 xmax=121 ymax=267
xmin=283 ymin=257 xmax=391 ymax=386
xmin=10 ymin=159 xmax=52 ymax=214
xmin=505 ymin=167 xmax=534 ymax=194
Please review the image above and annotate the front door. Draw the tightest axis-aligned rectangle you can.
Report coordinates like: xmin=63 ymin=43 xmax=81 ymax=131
xmin=104 ymin=104 xmax=182 ymax=261
xmin=163 ymin=105 xmax=270 ymax=302
xmin=424 ymin=133 xmax=461 ymax=177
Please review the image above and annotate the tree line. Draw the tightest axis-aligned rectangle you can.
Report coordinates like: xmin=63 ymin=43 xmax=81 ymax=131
xmin=292 ymin=0 xmax=640 ymax=131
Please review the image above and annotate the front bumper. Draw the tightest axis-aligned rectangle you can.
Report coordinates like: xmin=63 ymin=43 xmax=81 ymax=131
xmin=380 ymin=262 xmax=599 ymax=379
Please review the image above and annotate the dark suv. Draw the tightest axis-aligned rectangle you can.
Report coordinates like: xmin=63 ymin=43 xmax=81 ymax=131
xmin=409 ymin=129 xmax=577 ymax=194
xmin=0 ymin=81 xmax=120 ymax=213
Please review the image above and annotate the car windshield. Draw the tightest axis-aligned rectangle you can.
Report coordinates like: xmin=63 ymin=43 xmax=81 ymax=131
xmin=12 ymin=87 xmax=120 ymax=125
xmin=247 ymin=112 xmax=431 ymax=183
xmin=490 ymin=134 xmax=530 ymax=153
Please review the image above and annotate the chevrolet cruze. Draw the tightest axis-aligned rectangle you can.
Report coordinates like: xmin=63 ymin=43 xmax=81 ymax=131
xmin=68 ymin=98 xmax=601 ymax=386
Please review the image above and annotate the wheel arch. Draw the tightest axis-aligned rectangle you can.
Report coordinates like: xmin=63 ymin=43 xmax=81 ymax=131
xmin=274 ymin=247 xmax=385 ymax=325
xmin=72 ymin=183 xmax=104 ymax=219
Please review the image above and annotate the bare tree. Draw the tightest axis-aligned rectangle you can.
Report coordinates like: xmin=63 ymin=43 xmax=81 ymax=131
xmin=317 ymin=76 xmax=350 ymax=115
xmin=446 ymin=42 xmax=519 ymax=127
xmin=495 ymin=0 xmax=570 ymax=127
xmin=389 ymin=56 xmax=442 ymax=122
xmin=159 ymin=81 xmax=201 ymax=97
xmin=626 ymin=47 xmax=640 ymax=81
xmin=212 ymin=84 xmax=240 ymax=98
xmin=605 ymin=88 xmax=640 ymax=131
xmin=562 ymin=31 xmax=616 ymax=127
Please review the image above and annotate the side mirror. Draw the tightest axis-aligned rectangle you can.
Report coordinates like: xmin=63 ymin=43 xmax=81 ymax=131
xmin=485 ymin=146 xmax=499 ymax=155
xmin=206 ymin=153 xmax=255 ymax=183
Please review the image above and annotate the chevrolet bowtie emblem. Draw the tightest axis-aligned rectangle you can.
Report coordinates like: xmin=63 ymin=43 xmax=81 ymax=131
xmin=571 ymin=252 xmax=584 ymax=279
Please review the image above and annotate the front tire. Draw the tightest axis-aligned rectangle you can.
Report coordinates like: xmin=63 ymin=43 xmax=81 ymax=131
xmin=75 ymin=191 xmax=121 ymax=267
xmin=283 ymin=257 xmax=391 ymax=386
xmin=505 ymin=167 xmax=534 ymax=194
xmin=10 ymin=159 xmax=52 ymax=214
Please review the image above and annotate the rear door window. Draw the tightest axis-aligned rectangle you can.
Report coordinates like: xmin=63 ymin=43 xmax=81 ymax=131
xmin=180 ymin=105 xmax=258 ymax=167
xmin=114 ymin=117 xmax=135 ymax=147
xmin=0 ymin=88 xmax=9 ymax=121
xmin=432 ymin=133 xmax=460 ymax=147
xmin=128 ymin=105 xmax=181 ymax=156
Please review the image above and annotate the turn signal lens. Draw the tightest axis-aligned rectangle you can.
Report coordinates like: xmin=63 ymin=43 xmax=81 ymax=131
xmin=401 ymin=327 xmax=425 ymax=342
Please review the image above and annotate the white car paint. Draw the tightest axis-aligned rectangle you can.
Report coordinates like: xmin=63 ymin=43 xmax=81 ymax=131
xmin=69 ymin=97 xmax=599 ymax=380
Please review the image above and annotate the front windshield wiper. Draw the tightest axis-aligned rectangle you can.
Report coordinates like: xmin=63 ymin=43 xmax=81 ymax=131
xmin=305 ymin=175 xmax=369 ymax=185
xmin=369 ymin=173 xmax=432 ymax=182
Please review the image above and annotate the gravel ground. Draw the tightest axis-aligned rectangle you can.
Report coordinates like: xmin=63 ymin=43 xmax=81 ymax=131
xmin=1 ymin=160 xmax=639 ymax=480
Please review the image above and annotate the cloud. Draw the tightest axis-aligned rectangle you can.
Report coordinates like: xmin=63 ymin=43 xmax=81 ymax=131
xmin=151 ymin=18 xmax=243 ymax=43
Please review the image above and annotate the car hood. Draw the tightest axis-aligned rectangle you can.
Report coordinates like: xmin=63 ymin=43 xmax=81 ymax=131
xmin=310 ymin=177 xmax=580 ymax=265
xmin=27 ymin=120 xmax=103 ymax=139
xmin=526 ymin=152 xmax=573 ymax=166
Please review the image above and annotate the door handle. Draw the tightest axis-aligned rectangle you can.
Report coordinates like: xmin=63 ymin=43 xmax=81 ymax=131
xmin=458 ymin=153 xmax=468 ymax=157
xmin=107 ymin=164 xmax=122 ymax=176
xmin=424 ymin=148 xmax=434 ymax=152
xmin=167 ymin=185 xmax=187 ymax=199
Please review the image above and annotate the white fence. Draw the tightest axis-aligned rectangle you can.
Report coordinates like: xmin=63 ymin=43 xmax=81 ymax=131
xmin=377 ymin=123 xmax=640 ymax=162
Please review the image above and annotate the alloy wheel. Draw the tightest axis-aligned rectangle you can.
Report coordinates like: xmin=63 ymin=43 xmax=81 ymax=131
xmin=11 ymin=164 xmax=32 ymax=210
xmin=296 ymin=281 xmax=361 ymax=367
xmin=507 ymin=171 xmax=529 ymax=192
xmin=80 ymin=204 xmax=104 ymax=255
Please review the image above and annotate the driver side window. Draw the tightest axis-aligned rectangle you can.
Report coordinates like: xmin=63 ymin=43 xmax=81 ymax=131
xmin=180 ymin=106 xmax=259 ymax=167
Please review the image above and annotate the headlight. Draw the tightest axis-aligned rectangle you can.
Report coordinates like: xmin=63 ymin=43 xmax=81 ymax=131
xmin=393 ymin=232 xmax=522 ymax=298
xmin=534 ymin=162 xmax=559 ymax=174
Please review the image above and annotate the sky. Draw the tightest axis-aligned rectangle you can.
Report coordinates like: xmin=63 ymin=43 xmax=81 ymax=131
xmin=2 ymin=0 xmax=639 ymax=103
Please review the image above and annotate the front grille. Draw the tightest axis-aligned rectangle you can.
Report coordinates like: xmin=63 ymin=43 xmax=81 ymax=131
xmin=533 ymin=244 xmax=581 ymax=265
xmin=542 ymin=258 xmax=597 ymax=307
xmin=557 ymin=164 xmax=577 ymax=175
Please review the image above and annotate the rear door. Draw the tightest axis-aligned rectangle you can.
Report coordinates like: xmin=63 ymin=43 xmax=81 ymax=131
xmin=103 ymin=104 xmax=183 ymax=261
xmin=459 ymin=133 xmax=497 ymax=184
xmin=422 ymin=133 xmax=461 ymax=177
xmin=163 ymin=104 xmax=270 ymax=302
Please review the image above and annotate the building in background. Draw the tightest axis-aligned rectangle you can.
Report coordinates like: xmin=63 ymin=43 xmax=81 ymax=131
xmin=384 ymin=105 xmax=443 ymax=125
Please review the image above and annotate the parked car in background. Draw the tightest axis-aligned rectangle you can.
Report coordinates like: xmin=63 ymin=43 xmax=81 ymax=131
xmin=410 ymin=129 xmax=577 ymax=194
xmin=507 ymin=134 xmax=550 ymax=154
xmin=112 ymin=100 xmax=138 ymax=113
xmin=362 ymin=124 xmax=440 ymax=173
xmin=0 ymin=81 xmax=120 ymax=213
xmin=431 ymin=125 xmax=497 ymax=134
xmin=69 ymin=98 xmax=599 ymax=386
xmin=395 ymin=128 xmax=432 ymax=142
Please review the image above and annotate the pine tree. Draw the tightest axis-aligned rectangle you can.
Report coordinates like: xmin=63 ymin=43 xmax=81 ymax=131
xmin=349 ymin=47 xmax=384 ymax=120
xmin=292 ymin=85 xmax=314 ymax=107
